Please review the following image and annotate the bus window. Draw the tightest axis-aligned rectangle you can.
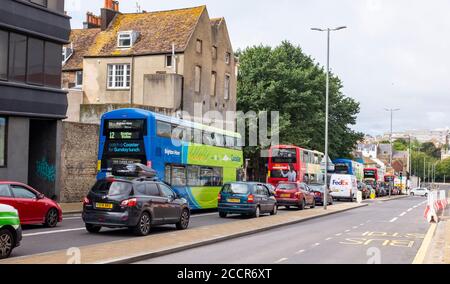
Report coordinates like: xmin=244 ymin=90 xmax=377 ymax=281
xmin=187 ymin=165 xmax=201 ymax=186
xmin=171 ymin=166 xmax=186 ymax=186
xmin=157 ymin=121 xmax=172 ymax=138
xmin=272 ymin=148 xmax=297 ymax=164
xmin=214 ymin=133 xmax=225 ymax=147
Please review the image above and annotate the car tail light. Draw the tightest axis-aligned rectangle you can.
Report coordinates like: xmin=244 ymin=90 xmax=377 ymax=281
xmin=121 ymin=198 xmax=138 ymax=207
xmin=218 ymin=193 xmax=222 ymax=202
xmin=315 ymin=192 xmax=322 ymax=197
xmin=83 ymin=197 xmax=90 ymax=205
xmin=248 ymin=194 xmax=255 ymax=203
xmin=295 ymin=192 xmax=301 ymax=199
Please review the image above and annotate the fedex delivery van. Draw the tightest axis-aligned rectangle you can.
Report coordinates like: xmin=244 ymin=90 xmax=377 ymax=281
xmin=330 ymin=174 xmax=358 ymax=201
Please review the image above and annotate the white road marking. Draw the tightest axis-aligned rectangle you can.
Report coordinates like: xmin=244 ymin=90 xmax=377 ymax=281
xmin=313 ymin=243 xmax=321 ymax=246
xmin=63 ymin=217 xmax=82 ymax=220
xmin=23 ymin=228 xmax=86 ymax=237
xmin=335 ymin=233 xmax=343 ymax=236
xmin=407 ymin=208 xmax=413 ymax=212
xmin=390 ymin=217 xmax=398 ymax=223
xmin=353 ymin=226 xmax=358 ymax=229
xmin=326 ymin=237 xmax=333 ymax=241
xmin=296 ymin=250 xmax=305 ymax=254
xmin=274 ymin=258 xmax=288 ymax=264
xmin=345 ymin=230 xmax=351 ymax=233
xmin=192 ymin=213 xmax=220 ymax=218
xmin=399 ymin=212 xmax=407 ymax=217
xmin=360 ymin=223 xmax=365 ymax=226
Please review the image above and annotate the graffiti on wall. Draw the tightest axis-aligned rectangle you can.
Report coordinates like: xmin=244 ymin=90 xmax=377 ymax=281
xmin=36 ymin=157 xmax=56 ymax=182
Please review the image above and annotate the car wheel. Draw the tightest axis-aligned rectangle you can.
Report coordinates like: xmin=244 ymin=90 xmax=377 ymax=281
xmin=133 ymin=212 xmax=151 ymax=236
xmin=411 ymin=193 xmax=415 ymax=197
xmin=424 ymin=193 xmax=428 ymax=198
xmin=44 ymin=208 xmax=59 ymax=228
xmin=219 ymin=212 xmax=228 ymax=218
xmin=0 ymin=229 xmax=14 ymax=259
xmin=310 ymin=199 xmax=316 ymax=209
xmin=176 ymin=209 xmax=190 ymax=230
xmin=299 ymin=199 xmax=305 ymax=210
xmin=253 ymin=206 xmax=261 ymax=218
xmin=270 ymin=205 xmax=278 ymax=216
xmin=85 ymin=224 xmax=102 ymax=234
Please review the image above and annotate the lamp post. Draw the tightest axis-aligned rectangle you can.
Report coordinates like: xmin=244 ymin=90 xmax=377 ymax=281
xmin=384 ymin=108 xmax=400 ymax=197
xmin=311 ymin=26 xmax=347 ymax=210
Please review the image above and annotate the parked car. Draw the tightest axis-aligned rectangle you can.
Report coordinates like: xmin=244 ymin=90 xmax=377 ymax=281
xmin=275 ymin=182 xmax=316 ymax=210
xmin=218 ymin=182 xmax=277 ymax=218
xmin=378 ymin=186 xmax=388 ymax=197
xmin=410 ymin=188 xmax=429 ymax=197
xmin=0 ymin=204 xmax=22 ymax=259
xmin=308 ymin=183 xmax=333 ymax=206
xmin=357 ymin=182 xmax=370 ymax=200
xmin=83 ymin=176 xmax=190 ymax=236
xmin=330 ymin=174 xmax=358 ymax=202
xmin=0 ymin=181 xmax=62 ymax=227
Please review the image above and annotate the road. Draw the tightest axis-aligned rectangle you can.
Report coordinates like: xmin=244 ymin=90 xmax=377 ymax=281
xmin=12 ymin=206 xmax=300 ymax=258
xmin=137 ymin=196 xmax=430 ymax=264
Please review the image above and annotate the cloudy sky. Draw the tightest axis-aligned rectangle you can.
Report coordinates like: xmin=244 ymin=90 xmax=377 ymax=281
xmin=66 ymin=0 xmax=450 ymax=135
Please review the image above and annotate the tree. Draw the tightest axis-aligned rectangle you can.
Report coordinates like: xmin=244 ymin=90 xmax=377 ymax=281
xmin=237 ymin=42 xmax=363 ymax=179
xmin=422 ymin=142 xmax=441 ymax=159
xmin=393 ymin=139 xmax=408 ymax=151
xmin=436 ymin=158 xmax=450 ymax=182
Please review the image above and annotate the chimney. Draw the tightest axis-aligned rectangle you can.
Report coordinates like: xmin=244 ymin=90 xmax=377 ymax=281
xmin=83 ymin=12 xmax=102 ymax=29
xmin=101 ymin=0 xmax=121 ymax=31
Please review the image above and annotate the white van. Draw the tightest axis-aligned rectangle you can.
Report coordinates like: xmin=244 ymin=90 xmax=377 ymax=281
xmin=330 ymin=174 xmax=358 ymax=201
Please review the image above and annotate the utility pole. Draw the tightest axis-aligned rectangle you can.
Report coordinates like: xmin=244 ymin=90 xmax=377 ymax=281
xmin=311 ymin=26 xmax=347 ymax=210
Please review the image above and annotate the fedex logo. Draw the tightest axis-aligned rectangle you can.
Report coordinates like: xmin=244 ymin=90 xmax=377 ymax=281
xmin=332 ymin=180 xmax=349 ymax=186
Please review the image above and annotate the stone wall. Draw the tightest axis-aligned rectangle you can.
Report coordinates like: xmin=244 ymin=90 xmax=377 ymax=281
xmin=59 ymin=122 xmax=99 ymax=203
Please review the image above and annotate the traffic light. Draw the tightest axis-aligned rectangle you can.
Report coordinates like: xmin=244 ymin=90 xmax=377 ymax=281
xmin=399 ymin=172 xmax=403 ymax=179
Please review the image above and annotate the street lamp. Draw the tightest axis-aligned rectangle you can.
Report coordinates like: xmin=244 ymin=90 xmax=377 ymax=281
xmin=311 ymin=26 xmax=347 ymax=210
xmin=384 ymin=108 xmax=400 ymax=197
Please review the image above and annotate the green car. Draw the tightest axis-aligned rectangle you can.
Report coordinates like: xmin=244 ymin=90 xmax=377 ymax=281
xmin=0 ymin=204 xmax=22 ymax=259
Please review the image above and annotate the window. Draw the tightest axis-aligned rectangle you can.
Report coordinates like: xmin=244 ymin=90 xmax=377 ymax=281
xmin=225 ymin=52 xmax=231 ymax=64
xmin=10 ymin=185 xmax=36 ymax=199
xmin=0 ymin=31 xmax=8 ymax=80
xmin=0 ymin=184 xmax=11 ymax=197
xmin=27 ymin=38 xmax=44 ymax=85
xmin=9 ymin=33 xmax=27 ymax=83
xmin=166 ymin=55 xmax=173 ymax=67
xmin=196 ymin=39 xmax=203 ymax=53
xmin=159 ymin=184 xmax=176 ymax=199
xmin=0 ymin=117 xmax=6 ymax=167
xmin=44 ymin=42 xmax=62 ymax=88
xmin=187 ymin=166 xmax=201 ymax=186
xmin=156 ymin=121 xmax=172 ymax=138
xmin=171 ymin=166 xmax=186 ymax=187
xmin=62 ymin=45 xmax=73 ymax=64
xmin=118 ymin=32 xmax=132 ymax=48
xmin=210 ymin=71 xmax=217 ymax=96
xmin=75 ymin=71 xmax=83 ymax=88
xmin=224 ymin=74 xmax=231 ymax=100
xmin=29 ymin=0 xmax=47 ymax=7
xmin=194 ymin=66 xmax=201 ymax=93
xmin=212 ymin=46 xmax=217 ymax=60
xmin=145 ymin=183 xmax=161 ymax=197
xmin=107 ymin=64 xmax=131 ymax=89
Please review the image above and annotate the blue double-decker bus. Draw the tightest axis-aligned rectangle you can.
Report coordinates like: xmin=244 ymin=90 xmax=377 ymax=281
xmin=332 ymin=158 xmax=364 ymax=181
xmin=97 ymin=109 xmax=244 ymax=210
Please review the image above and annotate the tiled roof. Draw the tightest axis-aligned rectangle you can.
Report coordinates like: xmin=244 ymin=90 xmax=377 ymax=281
xmin=86 ymin=6 xmax=206 ymax=57
xmin=63 ymin=28 xmax=101 ymax=71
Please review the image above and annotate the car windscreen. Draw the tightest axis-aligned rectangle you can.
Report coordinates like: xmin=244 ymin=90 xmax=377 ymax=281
xmin=222 ymin=184 xmax=250 ymax=195
xmin=276 ymin=183 xmax=298 ymax=191
xmin=308 ymin=185 xmax=324 ymax=192
xmin=91 ymin=181 xmax=132 ymax=196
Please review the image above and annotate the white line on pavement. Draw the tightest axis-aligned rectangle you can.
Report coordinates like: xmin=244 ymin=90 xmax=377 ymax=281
xmin=296 ymin=250 xmax=305 ymax=254
xmin=274 ymin=258 xmax=288 ymax=264
xmin=335 ymin=233 xmax=343 ymax=236
xmin=407 ymin=208 xmax=413 ymax=212
xmin=23 ymin=228 xmax=86 ymax=237
xmin=345 ymin=230 xmax=351 ymax=232
xmin=399 ymin=212 xmax=407 ymax=217
xmin=191 ymin=213 xmax=220 ymax=218
xmin=313 ymin=243 xmax=321 ymax=247
xmin=63 ymin=217 xmax=82 ymax=220
xmin=390 ymin=217 xmax=398 ymax=223
xmin=326 ymin=238 xmax=333 ymax=241
xmin=352 ymin=226 xmax=358 ymax=229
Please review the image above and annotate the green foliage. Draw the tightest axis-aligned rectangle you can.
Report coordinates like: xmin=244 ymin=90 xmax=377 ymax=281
xmin=237 ymin=41 xmax=363 ymax=161
xmin=436 ymin=158 xmax=450 ymax=181
xmin=421 ymin=142 xmax=441 ymax=159
xmin=393 ymin=139 xmax=408 ymax=151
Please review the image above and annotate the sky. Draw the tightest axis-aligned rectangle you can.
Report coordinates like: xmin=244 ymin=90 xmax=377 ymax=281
xmin=65 ymin=0 xmax=450 ymax=135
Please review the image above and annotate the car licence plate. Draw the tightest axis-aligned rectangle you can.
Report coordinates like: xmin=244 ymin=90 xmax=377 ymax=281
xmin=281 ymin=194 xmax=291 ymax=198
xmin=95 ymin=203 xmax=113 ymax=209
xmin=227 ymin=199 xmax=241 ymax=203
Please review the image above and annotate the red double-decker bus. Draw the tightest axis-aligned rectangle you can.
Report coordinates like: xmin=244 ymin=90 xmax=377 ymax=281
xmin=267 ymin=145 xmax=324 ymax=186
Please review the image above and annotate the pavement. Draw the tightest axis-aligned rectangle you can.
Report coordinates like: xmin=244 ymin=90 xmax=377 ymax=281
xmin=137 ymin=196 xmax=430 ymax=264
xmin=1 ymin=202 xmax=366 ymax=264
xmin=60 ymin=202 xmax=83 ymax=215
xmin=422 ymin=199 xmax=450 ymax=264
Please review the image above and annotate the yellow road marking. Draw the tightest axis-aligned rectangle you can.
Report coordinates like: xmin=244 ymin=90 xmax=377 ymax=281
xmin=413 ymin=223 xmax=438 ymax=264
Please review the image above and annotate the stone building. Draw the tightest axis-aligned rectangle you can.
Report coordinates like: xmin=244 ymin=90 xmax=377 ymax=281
xmin=63 ymin=2 xmax=238 ymax=127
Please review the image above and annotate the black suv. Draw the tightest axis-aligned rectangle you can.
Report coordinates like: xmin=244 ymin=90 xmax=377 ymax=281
xmin=82 ymin=177 xmax=190 ymax=236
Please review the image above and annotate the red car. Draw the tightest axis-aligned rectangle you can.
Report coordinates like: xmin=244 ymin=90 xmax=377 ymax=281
xmin=0 ymin=181 xmax=62 ymax=227
xmin=274 ymin=182 xmax=316 ymax=210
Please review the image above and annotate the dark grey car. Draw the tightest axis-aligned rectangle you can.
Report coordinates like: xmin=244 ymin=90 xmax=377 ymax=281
xmin=82 ymin=178 xmax=190 ymax=236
